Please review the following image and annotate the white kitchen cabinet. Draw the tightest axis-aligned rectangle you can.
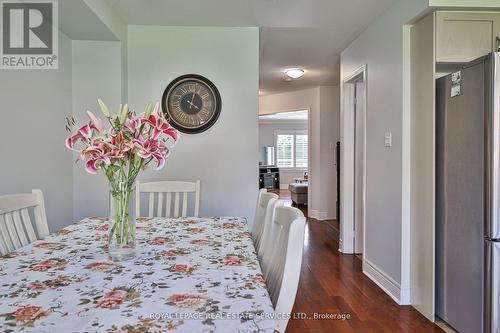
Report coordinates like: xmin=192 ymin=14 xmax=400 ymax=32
xmin=435 ymin=12 xmax=500 ymax=63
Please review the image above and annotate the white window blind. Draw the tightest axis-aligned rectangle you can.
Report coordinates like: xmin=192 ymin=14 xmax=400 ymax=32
xmin=295 ymin=134 xmax=308 ymax=168
xmin=276 ymin=134 xmax=294 ymax=168
xmin=275 ymin=131 xmax=308 ymax=169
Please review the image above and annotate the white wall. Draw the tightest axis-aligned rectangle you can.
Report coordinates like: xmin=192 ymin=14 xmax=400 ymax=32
xmin=340 ymin=0 xmax=428 ymax=289
xmin=0 ymin=32 xmax=73 ymax=231
xmin=259 ymin=122 xmax=308 ymax=147
xmin=259 ymin=87 xmax=339 ymax=219
xmin=71 ymin=41 xmax=122 ymax=221
xmin=128 ymin=26 xmax=259 ymax=222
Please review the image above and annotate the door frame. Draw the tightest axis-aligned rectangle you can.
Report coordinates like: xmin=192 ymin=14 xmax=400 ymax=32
xmin=258 ymin=108 xmax=311 ymax=209
xmin=340 ymin=64 xmax=367 ymax=255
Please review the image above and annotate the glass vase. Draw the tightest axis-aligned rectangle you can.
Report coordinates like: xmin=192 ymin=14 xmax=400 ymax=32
xmin=108 ymin=180 xmax=136 ymax=261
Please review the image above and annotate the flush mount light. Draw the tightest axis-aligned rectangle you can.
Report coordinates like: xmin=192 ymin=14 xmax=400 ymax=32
xmin=285 ymin=68 xmax=305 ymax=79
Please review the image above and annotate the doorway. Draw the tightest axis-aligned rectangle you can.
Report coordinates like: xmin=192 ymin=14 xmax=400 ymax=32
xmin=258 ymin=109 xmax=311 ymax=216
xmin=340 ymin=65 xmax=367 ymax=255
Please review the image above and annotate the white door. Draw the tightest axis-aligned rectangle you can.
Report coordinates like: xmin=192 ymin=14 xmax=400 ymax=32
xmin=354 ymin=81 xmax=365 ymax=254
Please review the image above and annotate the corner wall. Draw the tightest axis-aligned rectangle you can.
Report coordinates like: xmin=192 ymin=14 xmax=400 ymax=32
xmin=0 ymin=32 xmax=73 ymax=231
xmin=71 ymin=41 xmax=122 ymax=221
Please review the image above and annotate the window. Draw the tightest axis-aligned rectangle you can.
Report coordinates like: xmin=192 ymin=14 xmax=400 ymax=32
xmin=295 ymin=134 xmax=308 ymax=168
xmin=275 ymin=131 xmax=308 ymax=168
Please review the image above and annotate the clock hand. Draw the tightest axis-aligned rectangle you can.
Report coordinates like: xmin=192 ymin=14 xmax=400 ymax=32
xmin=190 ymin=93 xmax=195 ymax=109
xmin=187 ymin=101 xmax=200 ymax=109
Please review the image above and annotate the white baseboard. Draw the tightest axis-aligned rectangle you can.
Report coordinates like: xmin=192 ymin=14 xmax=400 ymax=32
xmin=399 ymin=286 xmax=411 ymax=305
xmin=363 ymin=258 xmax=401 ymax=304
xmin=280 ymin=183 xmax=289 ymax=190
xmin=309 ymin=209 xmax=336 ymax=221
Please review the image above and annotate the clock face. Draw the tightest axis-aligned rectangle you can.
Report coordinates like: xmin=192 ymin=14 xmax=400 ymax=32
xmin=162 ymin=75 xmax=221 ymax=134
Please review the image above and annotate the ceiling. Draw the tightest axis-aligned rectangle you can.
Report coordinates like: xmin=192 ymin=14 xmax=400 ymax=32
xmin=104 ymin=0 xmax=398 ymax=94
xmin=60 ymin=1 xmax=118 ymax=41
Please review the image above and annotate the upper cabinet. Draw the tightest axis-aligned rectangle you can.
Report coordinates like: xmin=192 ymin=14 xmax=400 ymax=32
xmin=435 ymin=12 xmax=500 ymax=63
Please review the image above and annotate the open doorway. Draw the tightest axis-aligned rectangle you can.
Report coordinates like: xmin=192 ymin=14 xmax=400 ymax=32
xmin=258 ymin=110 xmax=310 ymax=217
xmin=341 ymin=66 xmax=367 ymax=255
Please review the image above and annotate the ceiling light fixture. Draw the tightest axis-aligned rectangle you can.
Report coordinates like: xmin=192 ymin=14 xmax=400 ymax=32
xmin=285 ymin=68 xmax=305 ymax=79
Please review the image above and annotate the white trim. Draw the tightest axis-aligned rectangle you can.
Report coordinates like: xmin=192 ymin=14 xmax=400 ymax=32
xmin=363 ymin=258 xmax=401 ymax=304
xmin=400 ymin=25 xmax=412 ymax=306
xmin=340 ymin=65 xmax=367 ymax=254
xmin=259 ymin=119 xmax=308 ymax=125
xmin=309 ymin=210 xmax=335 ymax=221
xmin=279 ymin=168 xmax=308 ymax=174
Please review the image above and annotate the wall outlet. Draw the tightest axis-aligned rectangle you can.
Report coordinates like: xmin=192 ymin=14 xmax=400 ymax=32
xmin=384 ymin=132 xmax=392 ymax=147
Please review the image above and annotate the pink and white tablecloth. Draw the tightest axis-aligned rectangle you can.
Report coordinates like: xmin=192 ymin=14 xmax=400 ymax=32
xmin=0 ymin=217 xmax=276 ymax=332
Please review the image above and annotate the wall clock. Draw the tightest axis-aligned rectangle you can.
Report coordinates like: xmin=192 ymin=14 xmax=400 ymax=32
xmin=161 ymin=74 xmax=222 ymax=134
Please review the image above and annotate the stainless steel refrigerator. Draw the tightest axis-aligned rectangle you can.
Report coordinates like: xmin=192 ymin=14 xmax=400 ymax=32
xmin=436 ymin=52 xmax=500 ymax=333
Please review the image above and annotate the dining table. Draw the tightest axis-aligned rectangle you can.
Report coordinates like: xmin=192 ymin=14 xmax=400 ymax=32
xmin=0 ymin=216 xmax=277 ymax=332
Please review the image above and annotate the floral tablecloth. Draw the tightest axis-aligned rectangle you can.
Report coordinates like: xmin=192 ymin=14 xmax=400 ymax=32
xmin=0 ymin=217 xmax=277 ymax=332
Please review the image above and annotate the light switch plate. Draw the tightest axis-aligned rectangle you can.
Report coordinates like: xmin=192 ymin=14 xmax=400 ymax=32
xmin=384 ymin=132 xmax=392 ymax=147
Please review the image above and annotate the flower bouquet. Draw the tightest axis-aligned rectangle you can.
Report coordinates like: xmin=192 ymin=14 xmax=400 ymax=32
xmin=65 ymin=100 xmax=179 ymax=260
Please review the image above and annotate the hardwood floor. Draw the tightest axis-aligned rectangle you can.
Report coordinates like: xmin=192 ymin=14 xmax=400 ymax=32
xmin=270 ymin=189 xmax=443 ymax=333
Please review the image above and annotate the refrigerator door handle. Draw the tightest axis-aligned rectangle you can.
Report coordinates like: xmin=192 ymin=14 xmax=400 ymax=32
xmin=487 ymin=53 xmax=500 ymax=240
xmin=485 ymin=240 xmax=500 ymax=333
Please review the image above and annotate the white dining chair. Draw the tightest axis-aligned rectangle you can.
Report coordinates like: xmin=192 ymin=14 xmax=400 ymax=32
xmin=264 ymin=206 xmax=306 ymax=333
xmin=251 ymin=191 xmax=278 ymax=248
xmin=257 ymin=197 xmax=284 ymax=261
xmin=135 ymin=180 xmax=201 ymax=218
xmin=0 ymin=189 xmax=49 ymax=255
xmin=252 ymin=188 xmax=267 ymax=228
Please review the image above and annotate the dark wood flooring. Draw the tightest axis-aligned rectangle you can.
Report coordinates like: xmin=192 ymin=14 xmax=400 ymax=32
xmin=270 ymin=189 xmax=443 ymax=333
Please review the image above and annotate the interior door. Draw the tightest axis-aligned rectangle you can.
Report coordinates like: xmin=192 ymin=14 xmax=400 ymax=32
xmin=354 ymin=81 xmax=365 ymax=254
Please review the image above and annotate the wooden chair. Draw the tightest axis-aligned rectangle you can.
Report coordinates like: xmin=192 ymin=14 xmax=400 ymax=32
xmin=135 ymin=180 xmax=201 ymax=218
xmin=0 ymin=189 xmax=49 ymax=255
xmin=251 ymin=191 xmax=278 ymax=249
xmin=257 ymin=197 xmax=284 ymax=261
xmin=264 ymin=206 xmax=306 ymax=333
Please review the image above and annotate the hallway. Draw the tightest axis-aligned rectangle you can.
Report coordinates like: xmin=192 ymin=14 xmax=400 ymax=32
xmin=285 ymin=220 xmax=444 ymax=332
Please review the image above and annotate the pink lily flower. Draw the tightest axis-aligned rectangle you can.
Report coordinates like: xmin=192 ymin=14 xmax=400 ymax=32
xmin=82 ymin=143 xmax=112 ymax=174
xmin=144 ymin=114 xmax=179 ymax=141
xmin=133 ymin=138 xmax=168 ymax=170
xmin=65 ymin=124 xmax=92 ymax=151
xmin=87 ymin=111 xmax=106 ymax=133
xmin=110 ymin=133 xmax=135 ymax=155
xmin=123 ymin=117 xmax=142 ymax=134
